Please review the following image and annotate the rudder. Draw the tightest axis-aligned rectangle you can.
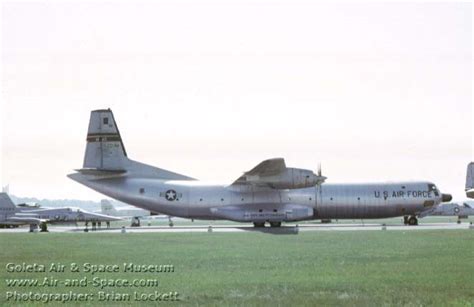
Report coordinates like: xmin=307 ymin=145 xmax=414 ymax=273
xmin=84 ymin=109 xmax=128 ymax=170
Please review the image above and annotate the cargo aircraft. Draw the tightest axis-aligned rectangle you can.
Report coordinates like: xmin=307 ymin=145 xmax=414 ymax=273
xmin=68 ymin=109 xmax=452 ymax=227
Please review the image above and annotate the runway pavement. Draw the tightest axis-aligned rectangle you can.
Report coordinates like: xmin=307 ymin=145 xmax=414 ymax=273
xmin=0 ymin=222 xmax=472 ymax=234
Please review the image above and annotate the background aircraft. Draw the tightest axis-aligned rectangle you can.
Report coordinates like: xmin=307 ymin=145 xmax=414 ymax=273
xmin=100 ymin=199 xmax=150 ymax=217
xmin=99 ymin=199 xmax=173 ymax=226
xmin=424 ymin=201 xmax=474 ymax=223
xmin=68 ymin=109 xmax=452 ymax=227
xmin=0 ymin=193 xmax=121 ymax=232
xmin=419 ymin=162 xmax=474 ymax=223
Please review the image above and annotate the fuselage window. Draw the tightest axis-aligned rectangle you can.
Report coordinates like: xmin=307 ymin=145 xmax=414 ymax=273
xmin=427 ymin=184 xmax=439 ymax=197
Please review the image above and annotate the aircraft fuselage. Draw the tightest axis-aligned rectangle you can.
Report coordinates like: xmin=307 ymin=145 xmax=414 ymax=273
xmin=73 ymin=175 xmax=442 ymax=223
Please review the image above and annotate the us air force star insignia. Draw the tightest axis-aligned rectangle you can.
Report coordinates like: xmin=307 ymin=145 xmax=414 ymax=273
xmin=165 ymin=189 xmax=177 ymax=201
xmin=454 ymin=207 xmax=460 ymax=213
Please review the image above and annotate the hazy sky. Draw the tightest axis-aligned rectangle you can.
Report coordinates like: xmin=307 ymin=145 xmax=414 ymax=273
xmin=1 ymin=1 xmax=472 ymax=201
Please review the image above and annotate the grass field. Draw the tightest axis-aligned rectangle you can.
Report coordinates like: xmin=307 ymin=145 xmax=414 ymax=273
xmin=1 ymin=231 xmax=473 ymax=306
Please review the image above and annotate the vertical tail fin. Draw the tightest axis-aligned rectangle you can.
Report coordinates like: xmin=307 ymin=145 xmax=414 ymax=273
xmin=0 ymin=193 xmax=17 ymax=213
xmin=72 ymin=108 xmax=195 ymax=181
xmin=84 ymin=109 xmax=128 ymax=170
xmin=101 ymin=200 xmax=117 ymax=214
xmin=466 ymin=162 xmax=474 ymax=199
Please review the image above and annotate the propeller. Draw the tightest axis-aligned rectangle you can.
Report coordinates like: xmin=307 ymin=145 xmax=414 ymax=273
xmin=315 ymin=162 xmax=327 ymax=185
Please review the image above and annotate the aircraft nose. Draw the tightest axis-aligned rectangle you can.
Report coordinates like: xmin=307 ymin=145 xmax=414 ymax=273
xmin=441 ymin=193 xmax=452 ymax=202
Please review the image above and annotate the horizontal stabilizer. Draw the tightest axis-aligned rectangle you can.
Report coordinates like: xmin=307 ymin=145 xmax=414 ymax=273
xmin=75 ymin=168 xmax=127 ymax=176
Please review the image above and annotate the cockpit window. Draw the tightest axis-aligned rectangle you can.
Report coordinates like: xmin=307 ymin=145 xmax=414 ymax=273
xmin=427 ymin=184 xmax=439 ymax=197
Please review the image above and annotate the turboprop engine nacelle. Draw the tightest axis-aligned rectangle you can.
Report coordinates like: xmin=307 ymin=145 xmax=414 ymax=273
xmin=246 ymin=168 xmax=326 ymax=189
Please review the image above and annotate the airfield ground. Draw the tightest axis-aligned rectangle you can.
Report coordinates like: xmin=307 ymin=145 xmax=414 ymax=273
xmin=0 ymin=229 xmax=473 ymax=306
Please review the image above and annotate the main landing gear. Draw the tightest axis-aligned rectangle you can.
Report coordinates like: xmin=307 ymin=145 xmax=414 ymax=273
xmin=253 ymin=221 xmax=282 ymax=228
xmin=403 ymin=215 xmax=418 ymax=226
xmin=40 ymin=222 xmax=48 ymax=232
xmin=29 ymin=223 xmax=48 ymax=232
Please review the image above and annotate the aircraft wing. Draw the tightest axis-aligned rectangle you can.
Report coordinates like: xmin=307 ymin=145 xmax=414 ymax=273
xmin=234 ymin=158 xmax=286 ymax=184
xmin=243 ymin=158 xmax=287 ymax=177
xmin=231 ymin=158 xmax=287 ymax=187
xmin=231 ymin=158 xmax=325 ymax=189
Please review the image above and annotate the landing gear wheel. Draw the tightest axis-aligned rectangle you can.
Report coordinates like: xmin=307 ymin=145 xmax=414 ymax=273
xmin=403 ymin=216 xmax=409 ymax=225
xmin=407 ymin=216 xmax=418 ymax=226
xmin=253 ymin=222 xmax=265 ymax=228
xmin=131 ymin=217 xmax=140 ymax=227
xmin=269 ymin=222 xmax=282 ymax=227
